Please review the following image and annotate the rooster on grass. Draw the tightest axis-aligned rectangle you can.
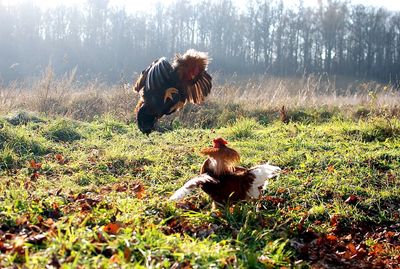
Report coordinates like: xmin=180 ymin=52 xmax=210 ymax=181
xmin=133 ymin=49 xmax=212 ymax=134
xmin=170 ymin=138 xmax=281 ymax=205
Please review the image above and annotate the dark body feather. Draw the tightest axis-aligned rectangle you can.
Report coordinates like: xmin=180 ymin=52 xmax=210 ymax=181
xmin=200 ymin=170 xmax=256 ymax=204
xmin=133 ymin=50 xmax=212 ymax=134
xmin=199 ymin=157 xmax=253 ymax=204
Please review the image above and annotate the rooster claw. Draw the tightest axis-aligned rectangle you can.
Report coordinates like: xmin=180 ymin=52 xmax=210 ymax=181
xmin=164 ymin=87 xmax=179 ymax=103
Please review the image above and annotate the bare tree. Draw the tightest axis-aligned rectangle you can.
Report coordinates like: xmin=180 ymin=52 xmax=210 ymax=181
xmin=0 ymin=0 xmax=399 ymax=84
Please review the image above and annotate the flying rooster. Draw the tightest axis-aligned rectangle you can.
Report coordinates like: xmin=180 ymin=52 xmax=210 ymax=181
xmin=133 ymin=49 xmax=212 ymax=134
xmin=170 ymin=138 xmax=281 ymax=205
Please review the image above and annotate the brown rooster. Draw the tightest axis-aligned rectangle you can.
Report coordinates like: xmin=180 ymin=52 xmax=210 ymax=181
xmin=170 ymin=138 xmax=281 ymax=205
xmin=133 ymin=49 xmax=212 ymax=134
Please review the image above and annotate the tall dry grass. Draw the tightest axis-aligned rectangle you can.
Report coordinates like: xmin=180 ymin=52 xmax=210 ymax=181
xmin=211 ymin=73 xmax=400 ymax=108
xmin=0 ymin=68 xmax=137 ymax=122
xmin=1 ymin=69 xmax=399 ymax=126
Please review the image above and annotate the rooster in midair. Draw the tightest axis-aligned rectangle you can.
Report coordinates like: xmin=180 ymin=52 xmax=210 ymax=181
xmin=133 ymin=49 xmax=212 ymax=134
xmin=170 ymin=138 xmax=281 ymax=205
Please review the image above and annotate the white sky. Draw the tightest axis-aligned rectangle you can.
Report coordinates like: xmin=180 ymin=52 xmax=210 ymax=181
xmin=2 ymin=0 xmax=400 ymax=12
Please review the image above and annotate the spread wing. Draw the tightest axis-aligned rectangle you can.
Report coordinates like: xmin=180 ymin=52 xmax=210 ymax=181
xmin=185 ymin=71 xmax=212 ymax=104
xmin=169 ymin=173 xmax=218 ymax=201
xmin=133 ymin=58 xmax=174 ymax=95
xmin=145 ymin=58 xmax=174 ymax=94
xmin=247 ymin=163 xmax=281 ymax=198
xmin=133 ymin=59 xmax=156 ymax=93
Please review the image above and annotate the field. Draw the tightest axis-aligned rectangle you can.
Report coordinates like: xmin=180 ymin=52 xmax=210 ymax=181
xmin=0 ymin=75 xmax=400 ymax=268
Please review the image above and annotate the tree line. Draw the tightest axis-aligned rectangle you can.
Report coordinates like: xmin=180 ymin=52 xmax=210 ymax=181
xmin=0 ymin=0 xmax=400 ymax=84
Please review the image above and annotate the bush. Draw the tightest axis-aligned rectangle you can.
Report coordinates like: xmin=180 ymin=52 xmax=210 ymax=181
xmin=46 ymin=120 xmax=83 ymax=142
xmin=226 ymin=117 xmax=261 ymax=139
xmin=5 ymin=111 xmax=45 ymax=125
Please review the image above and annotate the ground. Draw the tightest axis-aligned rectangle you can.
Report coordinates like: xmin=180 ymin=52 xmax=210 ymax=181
xmin=0 ymin=112 xmax=399 ymax=268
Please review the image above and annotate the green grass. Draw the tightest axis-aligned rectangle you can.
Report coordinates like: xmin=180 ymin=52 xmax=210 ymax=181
xmin=0 ymin=113 xmax=399 ymax=268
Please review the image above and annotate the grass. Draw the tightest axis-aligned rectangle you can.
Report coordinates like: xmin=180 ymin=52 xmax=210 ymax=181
xmin=1 ymin=71 xmax=400 ymax=125
xmin=0 ymin=111 xmax=399 ymax=268
xmin=0 ymin=72 xmax=399 ymax=267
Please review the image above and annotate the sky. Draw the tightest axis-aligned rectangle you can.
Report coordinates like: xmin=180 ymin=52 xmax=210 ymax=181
xmin=2 ymin=0 xmax=400 ymax=12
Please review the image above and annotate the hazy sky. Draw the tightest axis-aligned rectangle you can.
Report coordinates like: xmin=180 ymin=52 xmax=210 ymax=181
xmin=3 ymin=0 xmax=400 ymax=12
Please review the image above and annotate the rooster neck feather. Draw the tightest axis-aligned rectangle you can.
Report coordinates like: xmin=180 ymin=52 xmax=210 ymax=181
xmin=200 ymin=146 xmax=240 ymax=176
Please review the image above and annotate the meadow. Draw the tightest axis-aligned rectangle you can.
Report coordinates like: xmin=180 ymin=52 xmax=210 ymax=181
xmin=0 ymin=74 xmax=399 ymax=268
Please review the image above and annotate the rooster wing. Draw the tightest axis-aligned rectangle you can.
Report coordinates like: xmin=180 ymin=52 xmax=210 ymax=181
xmin=169 ymin=174 xmax=218 ymax=201
xmin=184 ymin=70 xmax=212 ymax=104
xmin=246 ymin=163 xmax=281 ymax=199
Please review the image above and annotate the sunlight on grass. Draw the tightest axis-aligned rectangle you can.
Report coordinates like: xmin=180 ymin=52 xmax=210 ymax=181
xmin=0 ymin=112 xmax=399 ymax=268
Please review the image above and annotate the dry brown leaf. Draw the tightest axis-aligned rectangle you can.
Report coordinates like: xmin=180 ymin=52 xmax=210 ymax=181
xmin=103 ymin=223 xmax=121 ymax=235
xmin=30 ymin=160 xmax=42 ymax=170
xmin=31 ymin=171 xmax=40 ymax=181
xmin=347 ymin=242 xmax=357 ymax=255
xmin=258 ymin=254 xmax=275 ymax=265
xmin=369 ymin=243 xmax=384 ymax=256
xmin=326 ymin=234 xmax=338 ymax=242
xmin=330 ymin=214 xmax=340 ymax=226
xmin=110 ymin=254 xmax=120 ymax=263
xmin=327 ymin=165 xmax=335 ymax=173
xmin=344 ymin=195 xmax=358 ymax=204
xmin=13 ymin=236 xmax=26 ymax=254
xmin=124 ymin=247 xmax=132 ymax=261
xmin=16 ymin=215 xmax=29 ymax=226
xmin=55 ymin=154 xmax=66 ymax=164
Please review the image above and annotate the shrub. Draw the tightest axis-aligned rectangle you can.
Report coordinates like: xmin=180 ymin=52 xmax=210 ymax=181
xmin=46 ymin=120 xmax=83 ymax=142
xmin=226 ymin=117 xmax=261 ymax=139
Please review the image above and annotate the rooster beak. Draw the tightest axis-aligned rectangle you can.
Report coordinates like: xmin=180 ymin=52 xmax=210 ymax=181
xmin=191 ymin=74 xmax=195 ymax=80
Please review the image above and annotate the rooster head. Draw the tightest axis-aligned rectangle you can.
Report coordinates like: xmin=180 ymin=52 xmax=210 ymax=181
xmin=136 ymin=104 xmax=158 ymax=134
xmin=173 ymin=49 xmax=209 ymax=83
xmin=212 ymin=137 xmax=228 ymax=148
xmin=200 ymin=137 xmax=240 ymax=171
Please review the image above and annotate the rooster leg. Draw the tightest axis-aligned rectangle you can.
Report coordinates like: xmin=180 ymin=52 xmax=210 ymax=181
xmin=168 ymin=101 xmax=185 ymax=113
xmin=164 ymin=87 xmax=179 ymax=103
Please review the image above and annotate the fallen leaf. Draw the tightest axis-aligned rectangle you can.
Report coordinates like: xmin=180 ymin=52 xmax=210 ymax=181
xmin=289 ymin=205 xmax=302 ymax=211
xmin=326 ymin=234 xmax=338 ymax=242
xmin=110 ymin=254 xmax=120 ymax=263
xmin=30 ymin=160 xmax=42 ymax=170
xmin=176 ymin=201 xmax=197 ymax=211
xmin=277 ymin=188 xmax=286 ymax=194
xmin=330 ymin=214 xmax=340 ymax=226
xmin=221 ymin=255 xmax=236 ymax=267
xmin=133 ymin=183 xmax=145 ymax=199
xmin=16 ymin=215 xmax=29 ymax=226
xmin=103 ymin=223 xmax=120 ymax=235
xmin=347 ymin=242 xmax=357 ymax=255
xmin=31 ymin=171 xmax=40 ymax=181
xmin=344 ymin=195 xmax=358 ymax=204
xmin=124 ymin=247 xmax=132 ymax=261
xmin=258 ymin=255 xmax=275 ymax=265
xmin=385 ymin=231 xmax=395 ymax=239
xmin=44 ymin=218 xmax=55 ymax=227
xmin=369 ymin=243 xmax=384 ymax=256
xmin=327 ymin=165 xmax=335 ymax=173
xmin=55 ymin=154 xmax=66 ymax=164
xmin=13 ymin=236 xmax=26 ymax=254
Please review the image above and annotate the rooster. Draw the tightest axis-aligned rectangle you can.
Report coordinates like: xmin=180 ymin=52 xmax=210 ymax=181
xmin=133 ymin=49 xmax=212 ymax=134
xmin=170 ymin=138 xmax=281 ymax=205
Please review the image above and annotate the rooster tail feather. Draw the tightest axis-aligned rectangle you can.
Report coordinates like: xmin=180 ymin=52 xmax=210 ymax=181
xmin=169 ymin=186 xmax=193 ymax=201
